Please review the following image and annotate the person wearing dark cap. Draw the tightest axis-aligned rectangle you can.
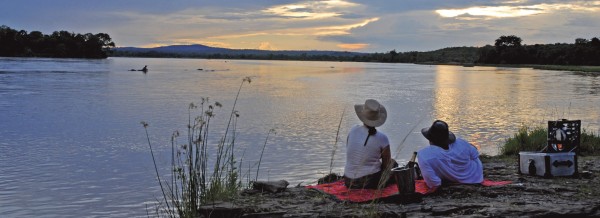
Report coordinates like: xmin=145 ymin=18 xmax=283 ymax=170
xmin=343 ymin=99 xmax=397 ymax=189
xmin=417 ymin=120 xmax=483 ymax=193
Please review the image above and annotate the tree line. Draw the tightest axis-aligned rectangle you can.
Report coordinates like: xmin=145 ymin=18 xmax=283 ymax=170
xmin=0 ymin=25 xmax=115 ymax=59
xmin=111 ymin=50 xmax=364 ymax=62
xmin=112 ymin=47 xmax=480 ymax=63
xmin=354 ymin=47 xmax=480 ymax=64
xmin=115 ymin=35 xmax=600 ymax=66
xmin=476 ymin=35 xmax=600 ymax=65
xmin=356 ymin=35 xmax=600 ymax=66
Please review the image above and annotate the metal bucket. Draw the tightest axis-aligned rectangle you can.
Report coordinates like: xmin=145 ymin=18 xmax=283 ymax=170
xmin=392 ymin=166 xmax=415 ymax=194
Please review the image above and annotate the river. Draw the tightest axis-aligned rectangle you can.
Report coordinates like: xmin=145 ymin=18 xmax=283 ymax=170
xmin=1 ymin=57 xmax=599 ymax=217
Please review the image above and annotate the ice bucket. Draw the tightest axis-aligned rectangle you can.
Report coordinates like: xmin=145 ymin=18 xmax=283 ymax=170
xmin=392 ymin=166 xmax=415 ymax=194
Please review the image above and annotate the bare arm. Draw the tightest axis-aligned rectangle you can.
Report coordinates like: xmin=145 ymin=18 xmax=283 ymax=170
xmin=380 ymin=145 xmax=393 ymax=171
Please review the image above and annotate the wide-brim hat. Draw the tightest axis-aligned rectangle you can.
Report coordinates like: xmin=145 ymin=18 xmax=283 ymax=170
xmin=421 ymin=120 xmax=456 ymax=145
xmin=354 ymin=99 xmax=387 ymax=127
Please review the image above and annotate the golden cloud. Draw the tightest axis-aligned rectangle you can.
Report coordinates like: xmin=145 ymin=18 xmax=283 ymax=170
xmin=263 ymin=0 xmax=359 ymax=19
xmin=337 ymin=43 xmax=369 ymax=50
xmin=114 ymin=0 xmax=377 ymax=50
xmin=208 ymin=17 xmax=379 ymax=39
xmin=258 ymin=42 xmax=276 ymax=50
xmin=139 ymin=43 xmax=169 ymax=48
xmin=164 ymin=38 xmax=233 ymax=48
xmin=316 ymin=18 xmax=379 ymax=32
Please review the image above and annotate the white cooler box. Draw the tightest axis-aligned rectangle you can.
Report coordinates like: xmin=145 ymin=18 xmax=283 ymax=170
xmin=519 ymin=151 xmax=578 ymax=177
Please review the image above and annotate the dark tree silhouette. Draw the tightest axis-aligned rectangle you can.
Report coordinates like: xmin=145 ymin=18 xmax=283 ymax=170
xmin=0 ymin=25 xmax=115 ymax=59
xmin=477 ymin=35 xmax=600 ymax=65
xmin=494 ymin=35 xmax=522 ymax=47
xmin=591 ymin=37 xmax=600 ymax=47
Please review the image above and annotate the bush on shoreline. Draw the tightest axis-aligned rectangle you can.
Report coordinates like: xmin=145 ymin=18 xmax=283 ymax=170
xmin=502 ymin=126 xmax=600 ymax=156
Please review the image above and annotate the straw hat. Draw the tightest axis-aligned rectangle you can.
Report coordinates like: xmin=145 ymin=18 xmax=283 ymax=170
xmin=354 ymin=99 xmax=387 ymax=127
xmin=421 ymin=120 xmax=456 ymax=146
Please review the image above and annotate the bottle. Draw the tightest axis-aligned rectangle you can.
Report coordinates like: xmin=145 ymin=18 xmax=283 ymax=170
xmin=409 ymin=151 xmax=417 ymax=163
xmin=407 ymin=152 xmax=422 ymax=179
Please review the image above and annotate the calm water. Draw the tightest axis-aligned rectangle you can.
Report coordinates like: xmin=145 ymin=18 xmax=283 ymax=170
xmin=1 ymin=57 xmax=599 ymax=217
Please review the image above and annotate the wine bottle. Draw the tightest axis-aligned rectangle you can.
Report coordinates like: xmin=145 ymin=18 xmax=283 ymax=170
xmin=409 ymin=151 xmax=417 ymax=163
xmin=408 ymin=151 xmax=422 ymax=179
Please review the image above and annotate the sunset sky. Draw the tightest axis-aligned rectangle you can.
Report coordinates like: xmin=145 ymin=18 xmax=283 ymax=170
xmin=2 ymin=0 xmax=600 ymax=52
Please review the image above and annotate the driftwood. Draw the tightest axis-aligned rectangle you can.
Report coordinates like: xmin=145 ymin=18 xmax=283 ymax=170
xmin=252 ymin=180 xmax=289 ymax=193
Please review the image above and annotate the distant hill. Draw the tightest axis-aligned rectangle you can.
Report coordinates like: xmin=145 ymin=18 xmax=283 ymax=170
xmin=111 ymin=43 xmax=485 ymax=64
xmin=115 ymin=44 xmax=229 ymax=54
xmin=112 ymin=44 xmax=365 ymax=58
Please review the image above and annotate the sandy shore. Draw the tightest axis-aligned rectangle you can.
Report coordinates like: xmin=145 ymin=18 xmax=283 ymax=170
xmin=202 ymin=155 xmax=600 ymax=217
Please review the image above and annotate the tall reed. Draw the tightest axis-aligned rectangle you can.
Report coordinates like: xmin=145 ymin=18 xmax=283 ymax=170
xmin=142 ymin=77 xmax=252 ymax=217
xmin=329 ymin=110 xmax=345 ymax=175
xmin=255 ymin=129 xmax=276 ymax=181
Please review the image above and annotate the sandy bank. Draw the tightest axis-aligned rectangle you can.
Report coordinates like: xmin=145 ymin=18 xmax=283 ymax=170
xmin=201 ymin=155 xmax=600 ymax=217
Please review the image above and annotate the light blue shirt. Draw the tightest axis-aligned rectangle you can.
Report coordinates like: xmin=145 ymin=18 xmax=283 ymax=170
xmin=417 ymin=138 xmax=483 ymax=188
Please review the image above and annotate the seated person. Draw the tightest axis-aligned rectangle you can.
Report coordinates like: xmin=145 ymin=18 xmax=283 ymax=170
xmin=343 ymin=99 xmax=397 ymax=189
xmin=417 ymin=120 xmax=483 ymax=193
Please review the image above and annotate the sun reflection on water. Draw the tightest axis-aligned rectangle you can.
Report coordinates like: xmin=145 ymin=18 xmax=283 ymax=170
xmin=431 ymin=65 xmax=600 ymax=154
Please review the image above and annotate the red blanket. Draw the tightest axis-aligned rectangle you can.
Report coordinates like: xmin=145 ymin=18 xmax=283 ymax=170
xmin=306 ymin=179 xmax=512 ymax=203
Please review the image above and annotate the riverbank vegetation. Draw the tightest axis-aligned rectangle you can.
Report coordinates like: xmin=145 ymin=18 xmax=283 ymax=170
xmin=141 ymin=77 xmax=271 ymax=217
xmin=366 ymin=35 xmax=600 ymax=69
xmin=477 ymin=35 xmax=600 ymax=66
xmin=0 ymin=25 xmax=115 ymax=58
xmin=501 ymin=126 xmax=600 ymax=156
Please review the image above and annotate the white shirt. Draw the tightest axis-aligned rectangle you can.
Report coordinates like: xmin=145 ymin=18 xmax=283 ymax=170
xmin=344 ymin=125 xmax=390 ymax=179
xmin=417 ymin=138 xmax=483 ymax=188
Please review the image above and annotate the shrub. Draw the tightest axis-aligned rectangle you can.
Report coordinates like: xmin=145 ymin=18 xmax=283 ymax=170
xmin=501 ymin=126 xmax=547 ymax=156
xmin=580 ymin=129 xmax=600 ymax=155
xmin=502 ymin=126 xmax=600 ymax=156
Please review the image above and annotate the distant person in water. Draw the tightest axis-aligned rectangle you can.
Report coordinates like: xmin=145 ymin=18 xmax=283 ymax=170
xmin=344 ymin=99 xmax=397 ymax=189
xmin=129 ymin=65 xmax=148 ymax=73
xmin=417 ymin=120 xmax=483 ymax=193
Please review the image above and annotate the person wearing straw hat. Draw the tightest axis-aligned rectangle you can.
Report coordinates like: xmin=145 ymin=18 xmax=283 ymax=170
xmin=343 ymin=99 xmax=397 ymax=189
xmin=417 ymin=120 xmax=483 ymax=193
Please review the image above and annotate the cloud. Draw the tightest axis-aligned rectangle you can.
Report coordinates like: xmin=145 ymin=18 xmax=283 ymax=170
xmin=3 ymin=0 xmax=600 ymax=52
xmin=263 ymin=0 xmax=359 ymax=19
xmin=337 ymin=43 xmax=369 ymax=50
xmin=436 ymin=6 xmax=544 ymax=18
xmin=429 ymin=1 xmax=600 ymax=46
xmin=436 ymin=2 xmax=600 ymax=19
xmin=105 ymin=0 xmax=381 ymax=51
xmin=258 ymin=42 xmax=276 ymax=50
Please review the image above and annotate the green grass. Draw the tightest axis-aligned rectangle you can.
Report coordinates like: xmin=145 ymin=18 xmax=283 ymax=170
xmin=580 ymin=129 xmax=600 ymax=155
xmin=501 ymin=125 xmax=600 ymax=156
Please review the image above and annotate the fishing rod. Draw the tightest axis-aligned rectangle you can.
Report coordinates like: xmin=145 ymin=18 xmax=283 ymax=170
xmin=393 ymin=115 xmax=427 ymax=160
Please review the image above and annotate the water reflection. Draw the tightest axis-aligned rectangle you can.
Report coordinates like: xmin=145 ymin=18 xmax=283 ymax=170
xmin=1 ymin=58 xmax=600 ymax=217
xmin=570 ymin=71 xmax=600 ymax=95
xmin=432 ymin=65 xmax=600 ymax=154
